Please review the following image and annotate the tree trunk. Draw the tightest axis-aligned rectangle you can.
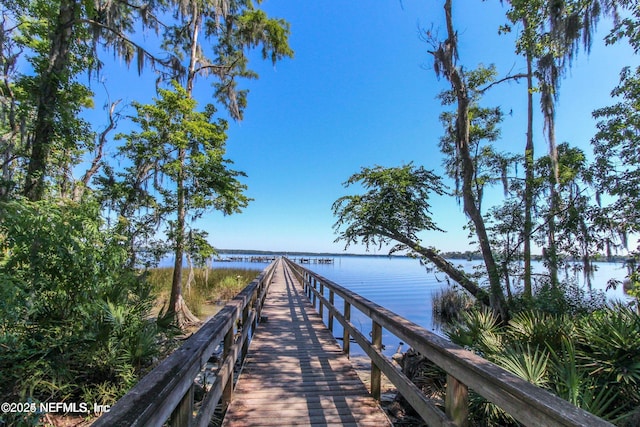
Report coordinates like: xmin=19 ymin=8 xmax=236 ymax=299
xmin=542 ymin=84 xmax=560 ymax=288
xmin=439 ymin=0 xmax=507 ymax=320
xmin=390 ymin=232 xmax=492 ymax=307
xmin=164 ymin=147 xmax=199 ymax=328
xmin=24 ymin=0 xmax=77 ymax=200
xmin=186 ymin=10 xmax=201 ymax=97
xmin=523 ymin=48 xmax=534 ymax=297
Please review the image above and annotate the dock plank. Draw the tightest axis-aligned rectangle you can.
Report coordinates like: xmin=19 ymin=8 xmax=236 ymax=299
xmin=222 ymin=259 xmax=391 ymax=427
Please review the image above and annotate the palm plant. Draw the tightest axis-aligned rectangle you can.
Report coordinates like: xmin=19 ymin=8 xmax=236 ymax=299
xmin=495 ymin=343 xmax=550 ymax=387
xmin=576 ymin=305 xmax=640 ymax=406
xmin=444 ymin=306 xmax=503 ymax=357
xmin=506 ymin=310 xmax=574 ymax=350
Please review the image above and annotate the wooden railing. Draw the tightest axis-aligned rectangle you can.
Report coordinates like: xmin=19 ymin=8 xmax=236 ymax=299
xmin=94 ymin=260 xmax=278 ymax=427
xmin=283 ymin=257 xmax=614 ymax=427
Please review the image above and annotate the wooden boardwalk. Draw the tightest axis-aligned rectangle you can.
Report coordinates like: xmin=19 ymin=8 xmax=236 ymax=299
xmin=222 ymin=259 xmax=391 ymax=427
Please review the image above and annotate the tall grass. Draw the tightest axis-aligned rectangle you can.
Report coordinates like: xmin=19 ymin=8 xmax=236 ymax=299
xmin=147 ymin=267 xmax=260 ymax=317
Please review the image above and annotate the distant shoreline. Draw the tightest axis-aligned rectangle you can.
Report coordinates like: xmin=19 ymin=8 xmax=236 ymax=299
xmin=215 ymin=249 xmax=629 ymax=263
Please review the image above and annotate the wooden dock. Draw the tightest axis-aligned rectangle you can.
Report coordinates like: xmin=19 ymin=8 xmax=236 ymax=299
xmin=222 ymin=259 xmax=391 ymax=427
xmin=97 ymin=257 xmax=614 ymax=427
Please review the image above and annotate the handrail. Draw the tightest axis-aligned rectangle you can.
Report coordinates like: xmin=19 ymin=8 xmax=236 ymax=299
xmin=283 ymin=257 xmax=613 ymax=427
xmin=94 ymin=259 xmax=278 ymax=427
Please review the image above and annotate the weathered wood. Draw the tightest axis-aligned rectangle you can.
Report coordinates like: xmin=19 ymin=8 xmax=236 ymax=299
xmin=319 ymin=281 xmax=325 ymax=319
xmin=343 ymin=301 xmax=351 ymax=357
xmin=194 ymin=308 xmax=257 ymax=427
xmin=241 ymin=303 xmax=250 ymax=361
xmin=370 ymin=320 xmax=382 ymax=401
xmin=170 ymin=384 xmax=193 ymax=427
xmin=222 ymin=327 xmax=234 ymax=406
xmin=222 ymin=260 xmax=391 ymax=427
xmin=328 ymin=289 xmax=335 ymax=332
xmin=284 ymin=258 xmax=614 ymax=427
xmin=329 ymin=295 xmax=455 ymax=427
xmin=446 ymin=374 xmax=469 ymax=427
xmin=312 ymin=277 xmax=317 ymax=307
xmin=93 ymin=260 xmax=277 ymax=427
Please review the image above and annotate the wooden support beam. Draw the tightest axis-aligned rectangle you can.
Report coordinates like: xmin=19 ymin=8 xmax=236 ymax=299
xmin=446 ymin=374 xmax=469 ymax=427
xmin=371 ymin=320 xmax=382 ymax=401
xmin=222 ymin=328 xmax=234 ymax=406
xmin=170 ymin=384 xmax=193 ymax=427
xmin=343 ymin=301 xmax=351 ymax=358
xmin=328 ymin=290 xmax=335 ymax=332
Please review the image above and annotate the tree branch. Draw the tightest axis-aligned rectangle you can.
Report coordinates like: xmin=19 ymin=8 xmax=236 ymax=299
xmin=478 ymin=73 xmax=529 ymax=93
xmin=372 ymin=227 xmax=492 ymax=306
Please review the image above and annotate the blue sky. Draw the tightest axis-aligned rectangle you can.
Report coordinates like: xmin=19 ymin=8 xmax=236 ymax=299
xmin=93 ymin=1 xmax=637 ymax=254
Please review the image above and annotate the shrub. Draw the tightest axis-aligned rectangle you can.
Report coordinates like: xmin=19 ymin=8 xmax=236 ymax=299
xmin=0 ymin=199 xmax=159 ymax=405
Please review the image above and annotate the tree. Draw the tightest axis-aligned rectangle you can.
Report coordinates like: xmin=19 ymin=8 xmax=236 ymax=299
xmin=591 ymin=1 xmax=640 ymax=244
xmin=161 ymin=0 xmax=293 ymax=114
xmin=499 ymin=0 xmax=545 ymax=297
xmin=427 ymin=0 xmax=508 ymax=319
xmin=535 ymin=143 xmax=605 ymax=285
xmin=498 ymin=0 xmax=616 ymax=289
xmin=528 ymin=0 xmax=610 ymax=286
xmin=153 ymin=1 xmax=291 ymax=326
xmin=332 ymin=164 xmax=493 ymax=307
xmin=118 ymin=82 xmax=249 ymax=328
xmin=0 ymin=10 xmax=23 ymax=200
xmin=0 ymin=198 xmax=158 ymax=405
xmin=17 ymin=0 xmax=172 ymax=201
xmin=592 ymin=67 xmax=640 ymax=238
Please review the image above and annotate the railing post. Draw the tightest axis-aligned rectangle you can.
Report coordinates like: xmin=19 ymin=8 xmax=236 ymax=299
xmin=343 ymin=301 xmax=351 ymax=358
xmin=302 ymin=272 xmax=307 ymax=294
xmin=241 ymin=302 xmax=250 ymax=362
xmin=222 ymin=327 xmax=234 ymax=406
xmin=328 ymin=290 xmax=335 ymax=332
xmin=371 ymin=320 xmax=382 ymax=401
xmin=319 ymin=282 xmax=324 ymax=319
xmin=170 ymin=384 xmax=193 ymax=427
xmin=312 ymin=278 xmax=317 ymax=307
xmin=252 ymin=293 xmax=259 ymax=331
xmin=446 ymin=374 xmax=469 ymax=427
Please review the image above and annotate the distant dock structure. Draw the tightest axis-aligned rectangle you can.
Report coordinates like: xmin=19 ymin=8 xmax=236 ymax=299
xmin=214 ymin=255 xmax=335 ymax=264
xmin=293 ymin=256 xmax=335 ymax=264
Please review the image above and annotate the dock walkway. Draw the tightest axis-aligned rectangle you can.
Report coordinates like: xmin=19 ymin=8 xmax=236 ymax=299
xmin=222 ymin=259 xmax=391 ymax=427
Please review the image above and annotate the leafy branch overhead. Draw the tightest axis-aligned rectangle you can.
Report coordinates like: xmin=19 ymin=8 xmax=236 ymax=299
xmin=332 ymin=164 xmax=447 ymax=252
xmin=332 ymin=164 xmax=492 ymax=306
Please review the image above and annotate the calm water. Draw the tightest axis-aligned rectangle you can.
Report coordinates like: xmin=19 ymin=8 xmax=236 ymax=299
xmin=212 ymin=254 xmax=632 ymax=356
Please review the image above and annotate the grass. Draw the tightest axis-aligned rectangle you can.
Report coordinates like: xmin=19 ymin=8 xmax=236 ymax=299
xmin=432 ymin=286 xmax=475 ymax=325
xmin=147 ymin=267 xmax=261 ymax=318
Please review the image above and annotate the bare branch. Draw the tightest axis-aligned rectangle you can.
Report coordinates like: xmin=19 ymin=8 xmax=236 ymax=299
xmin=478 ymin=73 xmax=528 ymax=93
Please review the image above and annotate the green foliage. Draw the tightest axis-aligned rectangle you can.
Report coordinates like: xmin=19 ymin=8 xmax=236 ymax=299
xmin=444 ymin=306 xmax=502 ymax=357
xmin=431 ymin=287 xmax=474 ymax=324
xmin=115 ymin=82 xmax=250 ymax=242
xmin=577 ymin=306 xmax=640 ymax=390
xmin=114 ymin=82 xmax=251 ymax=325
xmin=510 ymin=277 xmax=607 ymax=316
xmin=332 ymin=163 xmax=447 ymax=252
xmin=495 ymin=343 xmax=550 ymax=387
xmin=592 ymin=65 xmax=640 ymax=236
xmin=441 ymin=298 xmax=640 ymax=423
xmin=506 ymin=310 xmax=574 ymax=349
xmin=0 ymin=198 xmax=159 ymax=404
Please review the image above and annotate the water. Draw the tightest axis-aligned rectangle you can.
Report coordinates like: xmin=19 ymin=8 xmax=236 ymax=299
xmin=210 ymin=254 xmax=633 ymax=356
